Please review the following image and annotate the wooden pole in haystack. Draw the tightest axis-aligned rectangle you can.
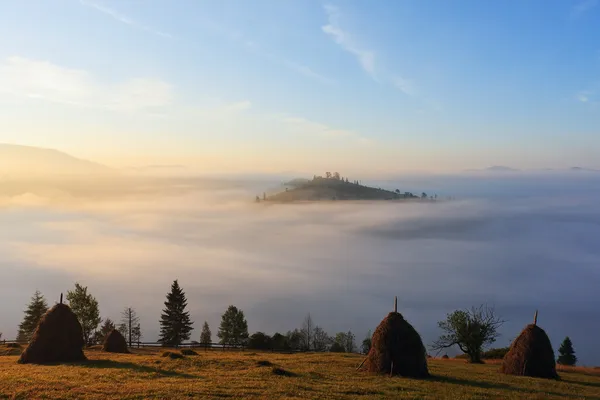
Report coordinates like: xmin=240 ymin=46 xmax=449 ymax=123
xmin=60 ymin=293 xmax=63 ymax=304
xmin=394 ymin=296 xmax=397 ymax=313
xmin=533 ymin=310 xmax=538 ymax=325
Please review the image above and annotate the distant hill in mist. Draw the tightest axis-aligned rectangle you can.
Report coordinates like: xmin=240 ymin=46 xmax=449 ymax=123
xmin=0 ymin=144 xmax=113 ymax=178
xmin=265 ymin=176 xmax=425 ymax=202
xmin=464 ymin=166 xmax=520 ymax=173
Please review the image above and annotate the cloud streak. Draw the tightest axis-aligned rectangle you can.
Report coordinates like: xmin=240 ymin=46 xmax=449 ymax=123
xmin=322 ymin=4 xmax=376 ymax=77
xmin=321 ymin=5 xmax=419 ymax=98
xmin=80 ymin=0 xmax=173 ymax=38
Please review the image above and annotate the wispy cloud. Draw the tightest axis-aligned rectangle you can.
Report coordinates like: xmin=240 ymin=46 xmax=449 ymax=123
xmin=281 ymin=115 xmax=372 ymax=144
xmin=322 ymin=4 xmax=376 ymax=77
xmin=198 ymin=19 xmax=334 ymax=85
xmin=322 ymin=4 xmax=421 ymax=99
xmin=79 ymin=0 xmax=173 ymax=38
xmin=0 ymin=56 xmax=173 ymax=112
xmin=570 ymin=0 xmax=598 ymax=19
xmin=392 ymin=76 xmax=417 ymax=96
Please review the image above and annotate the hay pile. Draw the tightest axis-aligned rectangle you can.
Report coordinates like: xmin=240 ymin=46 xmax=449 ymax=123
xmin=102 ymin=329 xmax=129 ymax=353
xmin=501 ymin=324 xmax=558 ymax=379
xmin=364 ymin=312 xmax=429 ymax=378
xmin=18 ymin=303 xmax=86 ymax=364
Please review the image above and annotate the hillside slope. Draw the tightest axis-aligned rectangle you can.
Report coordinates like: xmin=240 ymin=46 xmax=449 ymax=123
xmin=267 ymin=177 xmax=420 ymax=202
xmin=0 ymin=144 xmax=113 ymax=177
xmin=0 ymin=347 xmax=597 ymax=399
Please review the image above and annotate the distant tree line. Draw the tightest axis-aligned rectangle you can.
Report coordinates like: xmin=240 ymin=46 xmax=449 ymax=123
xmin=12 ymin=286 xmax=370 ymax=355
xmin=10 ymin=289 xmax=578 ymax=365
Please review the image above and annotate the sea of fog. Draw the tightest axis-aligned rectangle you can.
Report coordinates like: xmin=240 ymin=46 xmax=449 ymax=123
xmin=1 ymin=173 xmax=599 ymax=364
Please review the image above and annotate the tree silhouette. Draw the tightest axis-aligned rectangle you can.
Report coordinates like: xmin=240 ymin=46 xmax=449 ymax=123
xmin=432 ymin=305 xmax=504 ymax=363
xmin=121 ymin=307 xmax=140 ymax=347
xmin=16 ymin=290 xmax=48 ymax=343
xmin=217 ymin=305 xmax=249 ymax=346
xmin=200 ymin=321 xmax=212 ymax=345
xmin=557 ymin=336 xmax=577 ymax=366
xmin=67 ymin=283 xmax=101 ymax=346
xmin=159 ymin=280 xmax=194 ymax=347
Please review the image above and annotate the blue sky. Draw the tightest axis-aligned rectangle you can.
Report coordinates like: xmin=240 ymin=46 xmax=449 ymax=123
xmin=0 ymin=0 xmax=599 ymax=173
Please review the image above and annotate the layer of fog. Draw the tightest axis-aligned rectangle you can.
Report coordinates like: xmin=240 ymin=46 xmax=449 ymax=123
xmin=1 ymin=174 xmax=599 ymax=364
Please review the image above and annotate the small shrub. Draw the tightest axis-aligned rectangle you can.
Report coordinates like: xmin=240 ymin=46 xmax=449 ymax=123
xmin=442 ymin=354 xmax=449 ymax=359
xmin=180 ymin=349 xmax=198 ymax=356
xmin=161 ymin=351 xmax=185 ymax=359
xmin=272 ymin=367 xmax=297 ymax=377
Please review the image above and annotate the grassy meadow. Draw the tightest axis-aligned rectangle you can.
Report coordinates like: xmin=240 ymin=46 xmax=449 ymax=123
xmin=0 ymin=345 xmax=599 ymax=399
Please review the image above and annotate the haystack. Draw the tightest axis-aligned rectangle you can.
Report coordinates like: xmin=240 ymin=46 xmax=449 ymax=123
xmin=102 ymin=329 xmax=129 ymax=353
xmin=501 ymin=311 xmax=557 ymax=379
xmin=18 ymin=303 xmax=86 ymax=364
xmin=363 ymin=309 xmax=429 ymax=378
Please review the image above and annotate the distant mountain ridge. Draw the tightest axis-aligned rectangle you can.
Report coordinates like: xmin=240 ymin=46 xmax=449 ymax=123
xmin=0 ymin=144 xmax=113 ymax=177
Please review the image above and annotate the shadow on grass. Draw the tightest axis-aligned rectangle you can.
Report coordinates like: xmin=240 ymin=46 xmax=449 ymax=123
xmin=77 ymin=359 xmax=199 ymax=379
xmin=561 ymin=378 xmax=600 ymax=389
xmin=431 ymin=375 xmax=595 ymax=399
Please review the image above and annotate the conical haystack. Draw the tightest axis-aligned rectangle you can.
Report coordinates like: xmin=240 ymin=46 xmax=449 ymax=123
xmin=501 ymin=323 xmax=557 ymax=379
xmin=364 ymin=312 xmax=429 ymax=378
xmin=102 ymin=329 xmax=129 ymax=353
xmin=19 ymin=303 xmax=86 ymax=364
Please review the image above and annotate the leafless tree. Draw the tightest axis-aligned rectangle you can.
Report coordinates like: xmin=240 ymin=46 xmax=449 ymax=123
xmin=301 ymin=313 xmax=314 ymax=351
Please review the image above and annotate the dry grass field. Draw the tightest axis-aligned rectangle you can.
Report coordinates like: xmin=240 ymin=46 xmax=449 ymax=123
xmin=0 ymin=345 xmax=599 ymax=399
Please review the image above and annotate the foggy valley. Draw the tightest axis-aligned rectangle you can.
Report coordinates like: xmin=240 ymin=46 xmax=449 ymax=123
xmin=2 ymin=172 xmax=599 ymax=364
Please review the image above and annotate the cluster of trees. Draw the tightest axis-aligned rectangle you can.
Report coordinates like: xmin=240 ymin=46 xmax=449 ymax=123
xmin=313 ymin=172 xmax=357 ymax=185
xmin=245 ymin=314 xmax=370 ymax=353
xmin=12 ymin=289 xmax=578 ymax=366
xmin=15 ymin=286 xmax=143 ymax=347
xmin=431 ymin=305 xmax=578 ymax=366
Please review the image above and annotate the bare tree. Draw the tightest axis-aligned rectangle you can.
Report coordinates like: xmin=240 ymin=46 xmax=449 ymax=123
xmin=121 ymin=307 xmax=140 ymax=347
xmin=431 ymin=305 xmax=504 ymax=363
xmin=312 ymin=326 xmax=332 ymax=351
xmin=301 ymin=313 xmax=314 ymax=351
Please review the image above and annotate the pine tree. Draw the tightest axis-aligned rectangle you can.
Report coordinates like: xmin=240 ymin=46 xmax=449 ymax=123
xmin=159 ymin=280 xmax=193 ymax=347
xmin=16 ymin=290 xmax=48 ymax=343
xmin=557 ymin=336 xmax=577 ymax=366
xmin=200 ymin=321 xmax=212 ymax=345
xmin=217 ymin=305 xmax=249 ymax=346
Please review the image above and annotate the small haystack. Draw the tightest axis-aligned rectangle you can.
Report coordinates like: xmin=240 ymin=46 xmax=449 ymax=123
xmin=362 ymin=297 xmax=429 ymax=378
xmin=501 ymin=311 xmax=558 ymax=379
xmin=102 ymin=329 xmax=129 ymax=353
xmin=19 ymin=301 xmax=86 ymax=364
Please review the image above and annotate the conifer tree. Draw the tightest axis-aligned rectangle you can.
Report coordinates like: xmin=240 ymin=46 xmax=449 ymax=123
xmin=159 ymin=280 xmax=193 ymax=347
xmin=217 ymin=305 xmax=249 ymax=346
xmin=557 ymin=336 xmax=577 ymax=366
xmin=16 ymin=290 xmax=48 ymax=343
xmin=200 ymin=321 xmax=212 ymax=345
